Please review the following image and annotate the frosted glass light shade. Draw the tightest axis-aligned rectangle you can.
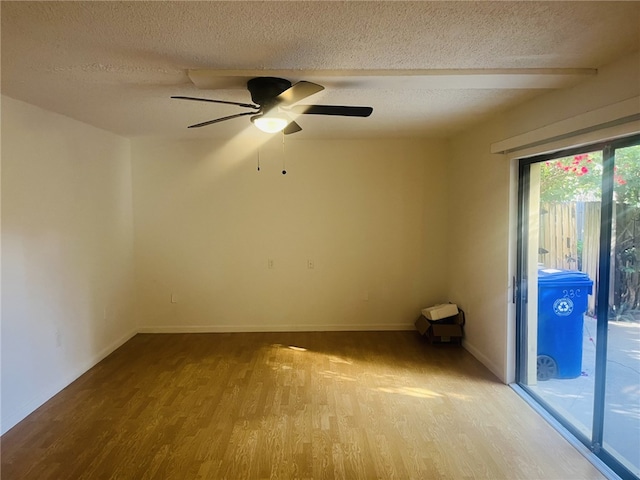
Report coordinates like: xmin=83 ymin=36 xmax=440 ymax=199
xmin=252 ymin=115 xmax=288 ymax=133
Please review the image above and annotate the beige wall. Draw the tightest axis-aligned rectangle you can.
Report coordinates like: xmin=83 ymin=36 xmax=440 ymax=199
xmin=1 ymin=96 xmax=135 ymax=433
xmin=447 ymin=50 xmax=640 ymax=383
xmin=447 ymin=118 xmax=512 ymax=380
xmin=131 ymin=136 xmax=450 ymax=331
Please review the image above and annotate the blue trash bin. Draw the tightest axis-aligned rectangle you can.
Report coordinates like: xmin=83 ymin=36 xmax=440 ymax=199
xmin=537 ymin=268 xmax=593 ymax=381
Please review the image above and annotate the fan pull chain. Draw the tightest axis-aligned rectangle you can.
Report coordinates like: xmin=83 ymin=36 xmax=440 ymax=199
xmin=281 ymin=132 xmax=287 ymax=175
xmin=257 ymin=148 xmax=261 ymax=172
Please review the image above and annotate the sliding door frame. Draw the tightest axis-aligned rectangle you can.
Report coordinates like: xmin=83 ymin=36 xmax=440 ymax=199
xmin=515 ymin=134 xmax=640 ymax=480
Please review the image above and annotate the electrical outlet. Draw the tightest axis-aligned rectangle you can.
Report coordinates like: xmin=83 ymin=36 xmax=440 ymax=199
xmin=268 ymin=258 xmax=274 ymax=269
xmin=171 ymin=293 xmax=178 ymax=304
xmin=307 ymin=259 xmax=314 ymax=269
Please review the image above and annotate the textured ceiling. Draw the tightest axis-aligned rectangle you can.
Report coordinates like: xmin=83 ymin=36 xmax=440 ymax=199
xmin=2 ymin=1 xmax=639 ymax=139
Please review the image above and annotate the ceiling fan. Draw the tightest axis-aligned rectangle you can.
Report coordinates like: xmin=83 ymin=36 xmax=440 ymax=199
xmin=172 ymin=77 xmax=373 ymax=134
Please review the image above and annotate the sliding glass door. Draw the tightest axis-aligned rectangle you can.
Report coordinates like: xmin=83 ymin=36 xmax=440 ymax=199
xmin=516 ymin=135 xmax=640 ymax=479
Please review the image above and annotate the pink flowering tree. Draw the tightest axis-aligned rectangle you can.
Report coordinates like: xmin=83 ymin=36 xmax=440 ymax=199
xmin=539 ymin=147 xmax=638 ymax=205
xmin=614 ymin=146 xmax=640 ymax=207
xmin=539 ymin=153 xmax=604 ymax=202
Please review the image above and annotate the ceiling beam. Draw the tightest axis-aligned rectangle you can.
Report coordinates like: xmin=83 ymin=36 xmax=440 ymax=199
xmin=188 ymin=68 xmax=597 ymax=91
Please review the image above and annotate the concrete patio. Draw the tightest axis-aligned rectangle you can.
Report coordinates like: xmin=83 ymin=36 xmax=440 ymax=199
xmin=528 ymin=315 xmax=640 ymax=476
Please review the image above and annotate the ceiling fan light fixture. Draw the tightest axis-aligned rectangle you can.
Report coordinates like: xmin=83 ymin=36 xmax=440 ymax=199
xmin=251 ymin=113 xmax=288 ymax=133
xmin=174 ymin=77 xmax=373 ymax=134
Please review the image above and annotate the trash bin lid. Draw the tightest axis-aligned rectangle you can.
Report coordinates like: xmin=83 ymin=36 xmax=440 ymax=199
xmin=538 ymin=268 xmax=593 ymax=287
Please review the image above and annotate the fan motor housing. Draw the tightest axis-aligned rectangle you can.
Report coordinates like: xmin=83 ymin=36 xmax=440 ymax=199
xmin=247 ymin=77 xmax=291 ymax=106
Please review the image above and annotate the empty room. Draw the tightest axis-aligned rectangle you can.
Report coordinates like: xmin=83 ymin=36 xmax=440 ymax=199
xmin=2 ymin=2 xmax=639 ymax=479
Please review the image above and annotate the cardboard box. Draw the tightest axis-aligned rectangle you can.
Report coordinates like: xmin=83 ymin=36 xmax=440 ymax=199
xmin=421 ymin=303 xmax=459 ymax=321
xmin=415 ymin=315 xmax=430 ymax=335
xmin=415 ymin=311 xmax=465 ymax=345
xmin=428 ymin=324 xmax=463 ymax=344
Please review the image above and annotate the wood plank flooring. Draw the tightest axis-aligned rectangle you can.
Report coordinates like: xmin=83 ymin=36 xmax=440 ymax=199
xmin=1 ymin=331 xmax=605 ymax=479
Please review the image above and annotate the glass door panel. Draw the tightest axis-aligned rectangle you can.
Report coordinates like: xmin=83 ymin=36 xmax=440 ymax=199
xmin=603 ymin=144 xmax=640 ymax=476
xmin=523 ymin=150 xmax=603 ymax=441
xmin=517 ymin=136 xmax=640 ymax=479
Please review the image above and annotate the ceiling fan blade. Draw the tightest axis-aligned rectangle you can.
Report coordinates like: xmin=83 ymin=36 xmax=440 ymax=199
xmin=276 ymin=81 xmax=324 ymax=105
xmin=187 ymin=111 xmax=257 ymax=129
xmin=172 ymin=96 xmax=258 ymax=110
xmin=291 ymin=105 xmax=373 ymax=117
xmin=283 ymin=121 xmax=302 ymax=135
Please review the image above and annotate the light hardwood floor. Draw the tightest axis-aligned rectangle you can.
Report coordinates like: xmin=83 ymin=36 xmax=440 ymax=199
xmin=1 ymin=331 xmax=605 ymax=479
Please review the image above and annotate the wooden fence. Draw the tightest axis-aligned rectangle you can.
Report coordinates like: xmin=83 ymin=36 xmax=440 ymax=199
xmin=539 ymin=201 xmax=640 ymax=318
xmin=539 ymin=202 xmax=599 ymax=315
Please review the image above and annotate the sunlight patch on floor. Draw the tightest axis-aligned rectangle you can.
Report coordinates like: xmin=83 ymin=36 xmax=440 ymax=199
xmin=376 ymin=386 xmax=443 ymax=399
xmin=288 ymin=345 xmax=307 ymax=352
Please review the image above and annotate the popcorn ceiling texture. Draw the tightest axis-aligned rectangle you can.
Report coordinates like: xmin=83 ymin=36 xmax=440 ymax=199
xmin=2 ymin=1 xmax=639 ymax=138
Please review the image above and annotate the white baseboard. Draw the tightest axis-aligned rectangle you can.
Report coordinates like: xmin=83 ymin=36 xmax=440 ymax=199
xmin=89 ymin=328 xmax=139 ymax=368
xmin=462 ymin=338 xmax=507 ymax=383
xmin=1 ymin=328 xmax=137 ymax=435
xmin=137 ymin=323 xmax=414 ymax=333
